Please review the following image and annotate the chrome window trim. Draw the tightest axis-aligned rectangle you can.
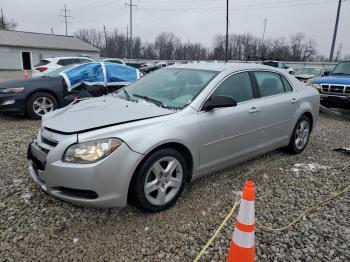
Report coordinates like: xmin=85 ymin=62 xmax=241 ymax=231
xmin=198 ymin=69 xmax=295 ymax=112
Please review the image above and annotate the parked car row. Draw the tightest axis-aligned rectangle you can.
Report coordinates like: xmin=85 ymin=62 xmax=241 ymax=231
xmin=262 ymin=60 xmax=295 ymax=75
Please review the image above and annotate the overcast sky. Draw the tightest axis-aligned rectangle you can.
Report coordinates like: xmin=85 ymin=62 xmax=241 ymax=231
xmin=1 ymin=0 xmax=349 ymax=57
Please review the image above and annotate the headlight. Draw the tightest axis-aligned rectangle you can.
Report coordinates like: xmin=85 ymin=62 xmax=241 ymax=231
xmin=63 ymin=138 xmax=122 ymax=163
xmin=311 ymin=83 xmax=321 ymax=90
xmin=0 ymin=87 xmax=24 ymax=94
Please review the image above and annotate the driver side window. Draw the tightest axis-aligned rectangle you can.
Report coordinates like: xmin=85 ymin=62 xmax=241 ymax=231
xmin=212 ymin=72 xmax=254 ymax=103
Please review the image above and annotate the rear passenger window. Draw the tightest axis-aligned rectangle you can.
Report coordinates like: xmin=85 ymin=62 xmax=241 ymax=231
xmin=212 ymin=72 xmax=254 ymax=103
xmin=34 ymin=60 xmax=50 ymax=67
xmin=281 ymin=76 xmax=293 ymax=92
xmin=254 ymin=72 xmax=285 ymax=97
xmin=57 ymin=59 xmax=77 ymax=66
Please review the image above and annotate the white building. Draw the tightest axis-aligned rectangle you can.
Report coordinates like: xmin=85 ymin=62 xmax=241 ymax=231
xmin=0 ymin=30 xmax=100 ymax=70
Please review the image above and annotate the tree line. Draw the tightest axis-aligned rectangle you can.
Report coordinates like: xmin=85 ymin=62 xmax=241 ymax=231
xmin=0 ymin=9 xmax=17 ymax=30
xmin=75 ymin=28 xmax=334 ymax=62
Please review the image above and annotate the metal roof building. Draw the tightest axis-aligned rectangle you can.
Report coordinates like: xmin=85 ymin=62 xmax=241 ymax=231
xmin=0 ymin=30 xmax=100 ymax=70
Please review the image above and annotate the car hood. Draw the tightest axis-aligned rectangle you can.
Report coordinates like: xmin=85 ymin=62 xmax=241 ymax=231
xmin=0 ymin=77 xmax=62 ymax=89
xmin=312 ymin=75 xmax=350 ymax=85
xmin=42 ymin=95 xmax=176 ymax=133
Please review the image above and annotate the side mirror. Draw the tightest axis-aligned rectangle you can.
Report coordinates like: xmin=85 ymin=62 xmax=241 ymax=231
xmin=323 ymin=71 xmax=330 ymax=76
xmin=203 ymin=95 xmax=237 ymax=111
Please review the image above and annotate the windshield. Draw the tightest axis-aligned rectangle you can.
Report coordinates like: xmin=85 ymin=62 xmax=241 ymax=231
xmin=40 ymin=65 xmax=76 ymax=78
xmin=295 ymin=68 xmax=321 ymax=77
xmin=116 ymin=68 xmax=218 ymax=109
xmin=332 ymin=61 xmax=350 ymax=75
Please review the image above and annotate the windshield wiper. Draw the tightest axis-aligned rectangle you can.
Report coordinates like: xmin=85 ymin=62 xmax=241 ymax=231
xmin=121 ymin=87 xmax=132 ymax=100
xmin=133 ymin=94 xmax=165 ymax=108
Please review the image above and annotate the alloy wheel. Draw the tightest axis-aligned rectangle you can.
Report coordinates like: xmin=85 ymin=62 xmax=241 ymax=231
xmin=295 ymin=120 xmax=310 ymax=150
xmin=144 ymin=156 xmax=183 ymax=206
xmin=32 ymin=97 xmax=54 ymax=116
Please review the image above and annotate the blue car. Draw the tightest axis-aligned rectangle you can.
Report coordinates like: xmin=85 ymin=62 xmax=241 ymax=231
xmin=311 ymin=61 xmax=350 ymax=107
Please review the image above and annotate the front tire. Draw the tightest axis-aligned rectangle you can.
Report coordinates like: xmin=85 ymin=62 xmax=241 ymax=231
xmin=26 ymin=92 xmax=58 ymax=120
xmin=287 ymin=115 xmax=311 ymax=154
xmin=131 ymin=148 xmax=187 ymax=212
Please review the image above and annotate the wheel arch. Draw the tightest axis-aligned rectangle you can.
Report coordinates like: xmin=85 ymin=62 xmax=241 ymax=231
xmin=127 ymin=142 xmax=194 ymax=204
xmin=301 ymin=111 xmax=314 ymax=131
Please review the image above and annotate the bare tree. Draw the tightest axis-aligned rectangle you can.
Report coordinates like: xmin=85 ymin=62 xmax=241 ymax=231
xmin=75 ymin=28 xmax=103 ymax=50
xmin=0 ymin=9 xmax=17 ymax=30
xmin=75 ymin=27 xmax=319 ymax=62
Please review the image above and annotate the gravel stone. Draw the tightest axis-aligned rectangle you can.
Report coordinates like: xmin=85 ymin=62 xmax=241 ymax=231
xmin=0 ymin=110 xmax=349 ymax=261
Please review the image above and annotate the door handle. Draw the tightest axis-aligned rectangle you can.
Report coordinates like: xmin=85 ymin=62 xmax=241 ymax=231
xmin=249 ymin=106 xmax=260 ymax=114
xmin=291 ymin=98 xmax=298 ymax=104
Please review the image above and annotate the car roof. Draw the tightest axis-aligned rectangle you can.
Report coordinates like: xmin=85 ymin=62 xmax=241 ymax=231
xmin=169 ymin=62 xmax=276 ymax=72
xmin=296 ymin=67 xmax=322 ymax=69
xmin=46 ymin=57 xmax=93 ymax=61
xmin=102 ymin=58 xmax=123 ymax=60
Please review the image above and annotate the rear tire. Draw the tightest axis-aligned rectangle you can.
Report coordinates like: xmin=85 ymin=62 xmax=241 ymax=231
xmin=130 ymin=148 xmax=187 ymax=212
xmin=287 ymin=115 xmax=311 ymax=154
xmin=26 ymin=92 xmax=58 ymax=120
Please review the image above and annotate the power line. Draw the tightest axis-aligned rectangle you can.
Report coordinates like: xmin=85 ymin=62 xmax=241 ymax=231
xmin=138 ymin=0 xmax=338 ymax=12
xmin=60 ymin=4 xmax=73 ymax=36
xmin=125 ymin=0 xmax=137 ymax=59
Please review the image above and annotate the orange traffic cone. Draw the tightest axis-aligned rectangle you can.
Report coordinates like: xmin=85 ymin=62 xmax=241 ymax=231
xmin=24 ymin=70 xmax=29 ymax=79
xmin=227 ymin=181 xmax=255 ymax=262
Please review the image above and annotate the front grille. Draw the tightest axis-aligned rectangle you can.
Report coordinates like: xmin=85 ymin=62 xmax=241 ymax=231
xmin=321 ymin=84 xmax=349 ymax=95
xmin=41 ymin=135 xmax=58 ymax=147
xmin=28 ymin=145 xmax=47 ymax=171
xmin=329 ymin=85 xmax=344 ymax=93
xmin=32 ymin=156 xmax=46 ymax=171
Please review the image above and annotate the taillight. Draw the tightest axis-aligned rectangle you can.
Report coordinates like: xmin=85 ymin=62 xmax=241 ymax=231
xmin=36 ymin=67 xmax=48 ymax=72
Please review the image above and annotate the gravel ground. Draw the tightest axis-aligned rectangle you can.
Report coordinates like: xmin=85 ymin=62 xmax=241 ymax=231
xmin=0 ymin=113 xmax=349 ymax=262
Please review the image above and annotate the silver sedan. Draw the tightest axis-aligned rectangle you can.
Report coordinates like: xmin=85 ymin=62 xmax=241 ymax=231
xmin=27 ymin=63 xmax=320 ymax=211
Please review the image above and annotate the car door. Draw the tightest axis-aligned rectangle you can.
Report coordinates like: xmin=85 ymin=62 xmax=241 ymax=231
xmin=252 ymin=71 xmax=298 ymax=149
xmin=197 ymin=71 xmax=261 ymax=171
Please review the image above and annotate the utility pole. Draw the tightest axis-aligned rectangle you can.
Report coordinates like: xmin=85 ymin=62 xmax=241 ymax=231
xmin=225 ymin=0 xmax=229 ymax=62
xmin=125 ymin=0 xmax=137 ymax=59
xmin=1 ymin=8 xmax=5 ymax=30
xmin=329 ymin=0 xmax=342 ymax=62
xmin=103 ymin=25 xmax=108 ymax=56
xmin=260 ymin=18 xmax=268 ymax=57
xmin=262 ymin=18 xmax=267 ymax=44
xmin=60 ymin=4 xmax=72 ymax=36
xmin=51 ymin=28 xmax=54 ymax=35
xmin=126 ymin=25 xmax=129 ymax=58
